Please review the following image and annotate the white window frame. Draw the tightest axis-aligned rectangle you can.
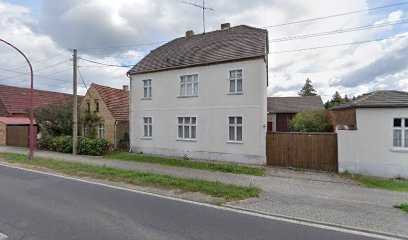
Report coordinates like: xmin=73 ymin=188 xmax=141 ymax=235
xmin=177 ymin=117 xmax=197 ymax=141
xmin=228 ymin=69 xmax=243 ymax=94
xmin=228 ymin=116 xmax=243 ymax=143
xmin=179 ymin=74 xmax=199 ymax=97
xmin=393 ymin=118 xmax=408 ymax=149
xmin=98 ymin=123 xmax=105 ymax=139
xmin=143 ymin=79 xmax=152 ymax=99
xmin=143 ymin=117 xmax=153 ymax=138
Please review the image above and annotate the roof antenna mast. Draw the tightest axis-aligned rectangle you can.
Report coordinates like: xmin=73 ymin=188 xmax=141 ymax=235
xmin=181 ymin=0 xmax=215 ymax=33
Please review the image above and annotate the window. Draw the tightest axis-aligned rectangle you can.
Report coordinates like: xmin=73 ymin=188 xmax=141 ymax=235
xmin=177 ymin=117 xmax=197 ymax=140
xmin=95 ymin=100 xmax=99 ymax=112
xmin=229 ymin=69 xmax=243 ymax=93
xmin=180 ymin=74 xmax=198 ymax=97
xmin=143 ymin=79 xmax=152 ymax=98
xmin=83 ymin=126 xmax=89 ymax=137
xmin=143 ymin=117 xmax=152 ymax=138
xmin=229 ymin=116 xmax=243 ymax=142
xmin=98 ymin=123 xmax=105 ymax=139
xmin=86 ymin=102 xmax=91 ymax=112
xmin=393 ymin=118 xmax=408 ymax=148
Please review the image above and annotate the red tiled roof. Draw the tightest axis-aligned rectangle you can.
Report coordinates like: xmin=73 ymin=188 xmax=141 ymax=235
xmin=128 ymin=25 xmax=268 ymax=75
xmin=0 ymin=84 xmax=73 ymax=116
xmin=91 ymin=83 xmax=129 ymax=121
xmin=0 ymin=117 xmax=36 ymax=125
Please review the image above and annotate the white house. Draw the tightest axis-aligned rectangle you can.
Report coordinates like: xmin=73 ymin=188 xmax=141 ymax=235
xmin=330 ymin=90 xmax=408 ymax=178
xmin=127 ymin=24 xmax=269 ymax=164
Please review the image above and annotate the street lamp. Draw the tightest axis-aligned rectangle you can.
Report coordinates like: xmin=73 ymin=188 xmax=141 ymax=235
xmin=0 ymin=38 xmax=35 ymax=160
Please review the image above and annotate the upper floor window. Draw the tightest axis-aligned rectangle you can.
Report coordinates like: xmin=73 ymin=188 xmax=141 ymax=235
xmin=180 ymin=74 xmax=198 ymax=97
xmin=95 ymin=100 xmax=100 ymax=112
xmin=229 ymin=69 xmax=243 ymax=94
xmin=229 ymin=116 xmax=243 ymax=142
xmin=143 ymin=117 xmax=152 ymax=138
xmin=86 ymin=102 xmax=91 ymax=112
xmin=143 ymin=79 xmax=152 ymax=98
xmin=393 ymin=118 xmax=408 ymax=148
xmin=178 ymin=117 xmax=197 ymax=140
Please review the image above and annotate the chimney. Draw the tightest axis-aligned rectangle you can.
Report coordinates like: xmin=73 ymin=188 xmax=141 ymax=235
xmin=185 ymin=30 xmax=194 ymax=39
xmin=221 ymin=23 xmax=231 ymax=30
xmin=123 ymin=85 xmax=129 ymax=91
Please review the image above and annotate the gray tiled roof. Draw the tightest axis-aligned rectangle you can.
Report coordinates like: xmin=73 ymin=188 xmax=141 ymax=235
xmin=267 ymin=96 xmax=324 ymax=113
xmin=331 ymin=90 xmax=408 ymax=110
xmin=128 ymin=25 xmax=268 ymax=75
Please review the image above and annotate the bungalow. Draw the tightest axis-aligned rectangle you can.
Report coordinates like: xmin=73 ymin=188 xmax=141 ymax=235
xmin=127 ymin=23 xmax=269 ymax=164
xmin=267 ymin=96 xmax=324 ymax=132
xmin=330 ymin=90 xmax=408 ymax=178
xmin=79 ymin=83 xmax=129 ymax=149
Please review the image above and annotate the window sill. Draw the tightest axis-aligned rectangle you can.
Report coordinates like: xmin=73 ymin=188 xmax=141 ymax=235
xmin=227 ymin=92 xmax=243 ymax=95
xmin=140 ymin=137 xmax=152 ymax=140
xmin=227 ymin=141 xmax=243 ymax=144
xmin=176 ymin=139 xmax=197 ymax=142
xmin=141 ymin=97 xmax=152 ymax=101
xmin=390 ymin=147 xmax=408 ymax=153
xmin=177 ymin=96 xmax=198 ymax=99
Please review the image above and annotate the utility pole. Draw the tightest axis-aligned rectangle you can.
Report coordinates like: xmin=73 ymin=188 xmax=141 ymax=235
xmin=72 ymin=49 xmax=78 ymax=155
xmin=0 ymin=38 xmax=35 ymax=160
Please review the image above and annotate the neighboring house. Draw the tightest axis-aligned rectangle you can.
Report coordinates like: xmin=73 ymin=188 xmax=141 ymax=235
xmin=0 ymin=84 xmax=72 ymax=117
xmin=79 ymin=83 xmax=129 ymax=149
xmin=330 ymin=90 xmax=408 ymax=178
xmin=267 ymin=96 xmax=324 ymax=132
xmin=127 ymin=23 xmax=269 ymax=164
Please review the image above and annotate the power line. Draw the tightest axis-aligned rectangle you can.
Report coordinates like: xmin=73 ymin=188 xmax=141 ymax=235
xmin=78 ymin=57 xmax=134 ymax=68
xmin=78 ymin=68 xmax=88 ymax=90
xmin=269 ymin=34 xmax=408 ymax=54
xmin=269 ymin=18 xmax=408 ymax=42
xmin=264 ymin=1 xmax=408 ymax=28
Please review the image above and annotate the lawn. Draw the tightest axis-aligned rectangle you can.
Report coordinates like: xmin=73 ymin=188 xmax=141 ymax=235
xmin=0 ymin=153 xmax=260 ymax=201
xmin=342 ymin=172 xmax=408 ymax=192
xmin=395 ymin=203 xmax=408 ymax=213
xmin=105 ymin=152 xmax=265 ymax=176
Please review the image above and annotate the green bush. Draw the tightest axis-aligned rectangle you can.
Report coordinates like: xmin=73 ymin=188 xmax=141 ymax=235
xmin=290 ymin=110 xmax=333 ymax=132
xmin=38 ymin=136 xmax=110 ymax=156
xmin=78 ymin=137 xmax=110 ymax=156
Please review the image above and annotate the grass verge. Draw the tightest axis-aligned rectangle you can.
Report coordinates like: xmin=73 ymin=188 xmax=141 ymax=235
xmin=341 ymin=172 xmax=408 ymax=192
xmin=0 ymin=153 xmax=260 ymax=201
xmin=394 ymin=203 xmax=408 ymax=213
xmin=105 ymin=152 xmax=265 ymax=176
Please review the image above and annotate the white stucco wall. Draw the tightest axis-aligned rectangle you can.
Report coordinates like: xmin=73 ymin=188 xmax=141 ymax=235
xmin=129 ymin=58 xmax=267 ymax=164
xmin=337 ymin=108 xmax=408 ymax=178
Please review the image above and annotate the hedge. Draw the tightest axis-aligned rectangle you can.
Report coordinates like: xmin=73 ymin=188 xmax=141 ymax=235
xmin=39 ymin=136 xmax=110 ymax=156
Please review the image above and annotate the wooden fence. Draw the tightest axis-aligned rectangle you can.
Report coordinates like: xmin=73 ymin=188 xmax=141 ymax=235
xmin=266 ymin=132 xmax=338 ymax=172
xmin=6 ymin=125 xmax=37 ymax=148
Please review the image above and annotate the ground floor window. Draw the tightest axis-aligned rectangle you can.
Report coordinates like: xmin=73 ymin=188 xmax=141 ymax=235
xmin=229 ymin=116 xmax=243 ymax=142
xmin=98 ymin=123 xmax=105 ymax=139
xmin=393 ymin=118 xmax=408 ymax=148
xmin=178 ymin=117 xmax=196 ymax=140
xmin=143 ymin=117 xmax=152 ymax=137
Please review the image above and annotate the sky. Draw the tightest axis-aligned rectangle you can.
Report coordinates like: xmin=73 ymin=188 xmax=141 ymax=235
xmin=0 ymin=0 xmax=407 ymax=100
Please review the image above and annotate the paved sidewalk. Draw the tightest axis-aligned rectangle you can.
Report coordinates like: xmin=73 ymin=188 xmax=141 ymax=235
xmin=1 ymin=146 xmax=407 ymax=238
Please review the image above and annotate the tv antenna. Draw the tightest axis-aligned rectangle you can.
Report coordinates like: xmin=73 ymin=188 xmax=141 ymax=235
xmin=181 ymin=0 xmax=215 ymax=33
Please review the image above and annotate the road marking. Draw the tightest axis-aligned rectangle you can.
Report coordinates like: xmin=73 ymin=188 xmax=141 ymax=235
xmin=0 ymin=233 xmax=7 ymax=239
xmin=0 ymin=162 xmax=404 ymax=240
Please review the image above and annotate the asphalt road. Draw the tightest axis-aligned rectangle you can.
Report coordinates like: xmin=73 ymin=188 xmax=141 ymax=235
xmin=0 ymin=165 xmax=384 ymax=240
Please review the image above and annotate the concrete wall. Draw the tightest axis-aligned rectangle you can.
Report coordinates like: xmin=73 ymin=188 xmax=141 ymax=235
xmin=130 ymin=58 xmax=267 ymax=164
xmin=337 ymin=108 xmax=408 ymax=178
xmin=0 ymin=123 xmax=6 ymax=145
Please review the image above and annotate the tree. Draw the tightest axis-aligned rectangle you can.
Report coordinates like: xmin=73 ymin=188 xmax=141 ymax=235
xmin=289 ymin=110 xmax=332 ymax=132
xmin=325 ymin=91 xmax=351 ymax=109
xmin=34 ymin=101 xmax=73 ymax=137
xmin=299 ymin=78 xmax=317 ymax=96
